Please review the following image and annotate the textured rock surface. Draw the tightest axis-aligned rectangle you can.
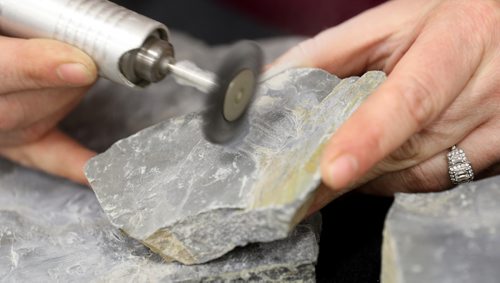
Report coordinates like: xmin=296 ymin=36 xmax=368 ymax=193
xmin=382 ymin=176 xmax=500 ymax=283
xmin=86 ymin=67 xmax=387 ymax=264
xmin=0 ymin=159 xmax=320 ymax=282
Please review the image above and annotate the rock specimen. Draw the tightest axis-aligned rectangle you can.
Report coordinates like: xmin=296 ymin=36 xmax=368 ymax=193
xmin=86 ymin=68 xmax=387 ymax=264
xmin=382 ymin=176 xmax=500 ymax=283
xmin=0 ymin=158 xmax=320 ymax=282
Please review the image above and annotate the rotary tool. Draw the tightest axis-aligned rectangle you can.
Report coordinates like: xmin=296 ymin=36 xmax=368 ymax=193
xmin=0 ymin=0 xmax=263 ymax=143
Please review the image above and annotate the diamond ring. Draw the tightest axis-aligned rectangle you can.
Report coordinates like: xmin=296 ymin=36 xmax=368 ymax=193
xmin=447 ymin=145 xmax=474 ymax=185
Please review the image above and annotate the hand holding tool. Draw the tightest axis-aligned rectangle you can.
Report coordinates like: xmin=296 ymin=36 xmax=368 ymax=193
xmin=0 ymin=0 xmax=263 ymax=143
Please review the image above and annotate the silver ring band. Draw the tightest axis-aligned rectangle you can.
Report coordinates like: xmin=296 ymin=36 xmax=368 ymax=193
xmin=448 ymin=145 xmax=474 ymax=185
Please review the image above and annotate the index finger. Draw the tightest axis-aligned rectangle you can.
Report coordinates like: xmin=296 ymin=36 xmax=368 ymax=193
xmin=320 ymin=15 xmax=483 ymax=190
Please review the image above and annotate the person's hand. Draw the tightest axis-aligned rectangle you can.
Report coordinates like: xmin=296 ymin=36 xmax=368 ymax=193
xmin=273 ymin=0 xmax=500 ymax=212
xmin=0 ymin=37 xmax=97 ymax=184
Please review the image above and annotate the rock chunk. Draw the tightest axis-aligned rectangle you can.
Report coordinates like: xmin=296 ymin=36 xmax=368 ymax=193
xmin=382 ymin=176 xmax=500 ymax=283
xmin=86 ymin=68 xmax=386 ymax=264
xmin=0 ymin=159 xmax=320 ymax=282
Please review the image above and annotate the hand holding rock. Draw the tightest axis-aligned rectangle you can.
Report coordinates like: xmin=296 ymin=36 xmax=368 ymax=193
xmin=274 ymin=0 xmax=500 ymax=211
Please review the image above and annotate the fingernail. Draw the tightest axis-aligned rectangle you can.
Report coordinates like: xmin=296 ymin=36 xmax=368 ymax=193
xmin=329 ymin=154 xmax=358 ymax=190
xmin=56 ymin=63 xmax=94 ymax=86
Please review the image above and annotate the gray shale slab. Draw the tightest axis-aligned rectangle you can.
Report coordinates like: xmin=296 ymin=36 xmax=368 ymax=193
xmin=86 ymin=68 xmax=386 ymax=265
xmin=0 ymin=159 xmax=321 ymax=282
xmin=382 ymin=176 xmax=500 ymax=283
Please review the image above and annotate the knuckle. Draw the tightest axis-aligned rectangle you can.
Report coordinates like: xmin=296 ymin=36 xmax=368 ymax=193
xmin=460 ymin=0 xmax=499 ymax=28
xmin=444 ymin=0 xmax=499 ymax=43
xmin=387 ymin=136 xmax=422 ymax=164
xmin=0 ymin=115 xmax=18 ymax=132
xmin=12 ymin=52 xmax=44 ymax=89
xmin=0 ymin=98 xmax=24 ymax=132
xmin=20 ymin=68 xmax=47 ymax=89
xmin=397 ymin=74 xmax=437 ymax=128
xmin=16 ymin=122 xmax=51 ymax=144
xmin=22 ymin=62 xmax=47 ymax=83
xmin=404 ymin=163 xmax=448 ymax=193
xmin=361 ymin=125 xmax=385 ymax=162
xmin=18 ymin=128 xmax=43 ymax=144
xmin=14 ymin=40 xmax=62 ymax=88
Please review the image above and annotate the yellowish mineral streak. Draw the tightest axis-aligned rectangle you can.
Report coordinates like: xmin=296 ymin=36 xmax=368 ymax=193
xmin=249 ymin=71 xmax=386 ymax=231
xmin=144 ymin=228 xmax=196 ymax=265
xmin=381 ymin=226 xmax=400 ymax=283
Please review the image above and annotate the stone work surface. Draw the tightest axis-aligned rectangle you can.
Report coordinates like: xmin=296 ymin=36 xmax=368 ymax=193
xmin=382 ymin=176 xmax=500 ymax=283
xmin=86 ymin=66 xmax=386 ymax=265
xmin=0 ymin=161 xmax=320 ymax=282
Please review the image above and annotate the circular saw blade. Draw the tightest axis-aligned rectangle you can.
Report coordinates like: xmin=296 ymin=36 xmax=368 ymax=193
xmin=202 ymin=41 xmax=263 ymax=144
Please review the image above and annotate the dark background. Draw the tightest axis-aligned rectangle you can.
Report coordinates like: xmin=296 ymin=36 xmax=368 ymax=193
xmin=112 ymin=0 xmax=286 ymax=45
xmin=112 ymin=0 xmax=384 ymax=44
xmin=112 ymin=1 xmax=394 ymax=282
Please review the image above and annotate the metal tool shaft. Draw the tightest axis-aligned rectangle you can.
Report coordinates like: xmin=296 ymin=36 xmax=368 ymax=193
xmin=165 ymin=61 xmax=218 ymax=93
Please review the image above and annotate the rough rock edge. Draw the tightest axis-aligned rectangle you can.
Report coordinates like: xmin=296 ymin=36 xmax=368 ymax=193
xmin=86 ymin=69 xmax=386 ymax=265
xmin=148 ymin=70 xmax=386 ymax=264
xmin=183 ymin=263 xmax=316 ymax=282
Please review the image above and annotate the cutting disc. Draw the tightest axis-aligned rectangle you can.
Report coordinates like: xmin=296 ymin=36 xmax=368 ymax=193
xmin=203 ymin=41 xmax=263 ymax=144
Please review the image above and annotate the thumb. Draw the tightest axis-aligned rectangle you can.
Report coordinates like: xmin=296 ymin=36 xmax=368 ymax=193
xmin=0 ymin=37 xmax=97 ymax=93
xmin=0 ymin=129 xmax=96 ymax=185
